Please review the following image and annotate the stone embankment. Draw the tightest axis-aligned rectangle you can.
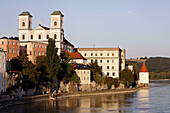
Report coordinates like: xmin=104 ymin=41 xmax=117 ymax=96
xmin=0 ymin=87 xmax=142 ymax=109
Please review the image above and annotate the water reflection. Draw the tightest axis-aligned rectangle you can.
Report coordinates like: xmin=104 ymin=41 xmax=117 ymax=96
xmin=2 ymin=80 xmax=170 ymax=113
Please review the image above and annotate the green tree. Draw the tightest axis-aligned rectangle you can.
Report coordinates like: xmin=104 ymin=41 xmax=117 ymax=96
xmin=45 ymin=38 xmax=60 ymax=91
xmin=58 ymin=51 xmax=79 ymax=84
xmin=129 ymin=63 xmax=139 ymax=80
xmin=89 ymin=60 xmax=102 ymax=83
xmin=10 ymin=54 xmax=38 ymax=94
xmin=36 ymin=56 xmax=50 ymax=85
xmin=120 ymin=69 xmax=134 ymax=87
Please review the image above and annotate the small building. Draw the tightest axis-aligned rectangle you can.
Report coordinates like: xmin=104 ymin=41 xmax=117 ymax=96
xmin=74 ymin=64 xmax=91 ymax=91
xmin=138 ymin=62 xmax=149 ymax=86
xmin=0 ymin=37 xmax=20 ymax=61
xmin=0 ymin=49 xmax=7 ymax=92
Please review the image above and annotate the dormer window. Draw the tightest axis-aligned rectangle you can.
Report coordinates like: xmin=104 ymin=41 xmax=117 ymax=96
xmin=22 ymin=22 xmax=25 ymax=27
xmin=54 ymin=21 xmax=57 ymax=26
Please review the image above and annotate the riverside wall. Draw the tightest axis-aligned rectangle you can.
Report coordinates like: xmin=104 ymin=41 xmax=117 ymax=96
xmin=0 ymin=87 xmax=142 ymax=109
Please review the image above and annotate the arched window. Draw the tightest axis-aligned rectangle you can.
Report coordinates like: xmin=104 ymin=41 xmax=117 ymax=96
xmin=54 ymin=34 xmax=57 ymax=39
xmin=22 ymin=22 xmax=25 ymax=27
xmin=22 ymin=35 xmax=25 ymax=40
xmin=30 ymin=35 xmax=33 ymax=39
xmin=47 ymin=34 xmax=49 ymax=39
xmin=39 ymin=35 xmax=41 ymax=39
xmin=54 ymin=21 xmax=57 ymax=26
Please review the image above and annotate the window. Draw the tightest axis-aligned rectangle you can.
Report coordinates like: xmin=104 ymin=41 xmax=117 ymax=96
xmin=16 ymin=42 xmax=19 ymax=46
xmin=112 ymin=60 xmax=114 ymax=63
xmin=38 ymin=51 xmax=40 ymax=56
xmin=39 ymin=35 xmax=41 ymax=39
xmin=41 ymin=45 xmax=43 ymax=48
xmin=22 ymin=35 xmax=25 ymax=40
xmin=8 ymin=49 xmax=10 ymax=53
xmin=87 ymin=71 xmax=89 ymax=74
xmin=101 ymin=66 xmax=102 ymax=69
xmin=84 ymin=71 xmax=86 ymax=74
xmin=31 ymin=35 xmax=33 ymax=39
xmin=34 ymin=44 xmax=36 ymax=48
xmin=107 ymin=66 xmax=109 ymax=69
xmin=100 ymin=53 xmax=102 ymax=56
xmin=112 ymin=53 xmax=114 ymax=56
xmin=41 ymin=52 xmax=43 ymax=55
xmin=8 ymin=41 xmax=10 ymax=45
xmin=34 ymin=51 xmax=36 ymax=56
xmin=91 ymin=53 xmax=93 ymax=56
xmin=54 ymin=34 xmax=57 ymax=39
xmin=107 ymin=60 xmax=109 ymax=63
xmin=100 ymin=60 xmax=102 ymax=63
xmin=112 ymin=66 xmax=114 ymax=69
xmin=1 ymin=41 xmax=4 ymax=45
xmin=87 ymin=77 xmax=89 ymax=80
xmin=22 ymin=22 xmax=25 ymax=27
xmin=47 ymin=34 xmax=49 ymax=39
xmin=30 ymin=51 xmax=32 ymax=55
xmin=112 ymin=72 xmax=115 ymax=76
xmin=84 ymin=53 xmax=86 ymax=56
xmin=91 ymin=59 xmax=93 ymax=63
xmin=95 ymin=53 xmax=97 ymax=56
xmin=107 ymin=53 xmax=109 ymax=56
xmin=54 ymin=21 xmax=57 ymax=26
xmin=12 ymin=49 xmax=14 ymax=54
xmin=107 ymin=72 xmax=109 ymax=76
xmin=12 ymin=42 xmax=14 ymax=45
xmin=38 ymin=45 xmax=40 ymax=48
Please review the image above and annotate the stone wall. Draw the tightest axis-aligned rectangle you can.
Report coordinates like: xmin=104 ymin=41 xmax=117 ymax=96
xmin=58 ymin=81 xmax=78 ymax=93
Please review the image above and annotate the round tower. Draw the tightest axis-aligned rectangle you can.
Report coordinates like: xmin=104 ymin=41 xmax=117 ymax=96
xmin=139 ymin=62 xmax=149 ymax=87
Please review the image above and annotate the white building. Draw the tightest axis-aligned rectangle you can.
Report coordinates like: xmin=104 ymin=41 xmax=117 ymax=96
xmin=0 ymin=49 xmax=7 ymax=92
xmin=18 ymin=11 xmax=74 ymax=55
xmin=138 ymin=62 xmax=149 ymax=86
xmin=77 ymin=48 xmax=125 ymax=79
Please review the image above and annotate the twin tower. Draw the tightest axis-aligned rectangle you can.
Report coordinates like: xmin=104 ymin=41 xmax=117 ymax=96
xmin=18 ymin=11 xmax=64 ymax=54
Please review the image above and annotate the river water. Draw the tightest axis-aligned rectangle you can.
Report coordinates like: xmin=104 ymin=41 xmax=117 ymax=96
xmin=1 ymin=80 xmax=170 ymax=113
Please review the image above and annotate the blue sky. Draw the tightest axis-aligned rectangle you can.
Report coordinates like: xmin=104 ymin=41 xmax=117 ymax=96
xmin=0 ymin=0 xmax=170 ymax=58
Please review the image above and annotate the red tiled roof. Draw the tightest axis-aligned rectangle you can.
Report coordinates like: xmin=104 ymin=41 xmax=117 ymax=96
xmin=62 ymin=50 xmax=86 ymax=60
xmin=139 ymin=63 xmax=149 ymax=72
xmin=70 ymin=51 xmax=86 ymax=60
xmin=7 ymin=71 xmax=21 ymax=73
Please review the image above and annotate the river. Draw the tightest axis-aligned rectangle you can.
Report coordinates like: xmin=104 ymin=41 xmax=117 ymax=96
xmin=1 ymin=80 xmax=170 ymax=113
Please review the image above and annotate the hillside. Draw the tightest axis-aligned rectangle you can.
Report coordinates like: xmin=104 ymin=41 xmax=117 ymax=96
xmin=126 ymin=57 xmax=170 ymax=72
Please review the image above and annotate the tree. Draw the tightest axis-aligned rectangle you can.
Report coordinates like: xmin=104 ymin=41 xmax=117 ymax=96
xmin=129 ymin=63 xmax=139 ymax=80
xmin=89 ymin=60 xmax=102 ymax=82
xmin=36 ymin=56 xmax=50 ymax=85
xmin=120 ymin=69 xmax=134 ymax=87
xmin=10 ymin=54 xmax=38 ymax=94
xmin=45 ymin=38 xmax=60 ymax=91
xmin=58 ymin=51 xmax=79 ymax=84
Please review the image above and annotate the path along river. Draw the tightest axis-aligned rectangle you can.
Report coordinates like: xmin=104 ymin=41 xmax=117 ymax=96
xmin=1 ymin=80 xmax=170 ymax=113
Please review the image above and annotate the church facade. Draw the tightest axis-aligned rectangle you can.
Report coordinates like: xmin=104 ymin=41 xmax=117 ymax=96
xmin=18 ymin=11 xmax=73 ymax=56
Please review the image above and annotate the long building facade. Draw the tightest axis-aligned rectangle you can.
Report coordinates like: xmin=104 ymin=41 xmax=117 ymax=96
xmin=77 ymin=48 xmax=125 ymax=78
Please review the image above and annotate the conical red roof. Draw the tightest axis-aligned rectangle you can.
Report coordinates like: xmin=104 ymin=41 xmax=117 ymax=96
xmin=139 ymin=63 xmax=148 ymax=72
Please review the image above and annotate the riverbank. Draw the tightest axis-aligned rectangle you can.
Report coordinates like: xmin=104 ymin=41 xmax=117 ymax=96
xmin=0 ymin=87 xmax=142 ymax=109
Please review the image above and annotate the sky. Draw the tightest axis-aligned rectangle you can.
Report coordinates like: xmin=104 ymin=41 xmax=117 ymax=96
xmin=0 ymin=0 xmax=170 ymax=59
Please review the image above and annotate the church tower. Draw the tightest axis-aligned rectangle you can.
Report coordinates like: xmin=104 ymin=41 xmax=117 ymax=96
xmin=18 ymin=11 xmax=33 ymax=41
xmin=139 ymin=62 xmax=149 ymax=87
xmin=50 ymin=11 xmax=64 ymax=54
